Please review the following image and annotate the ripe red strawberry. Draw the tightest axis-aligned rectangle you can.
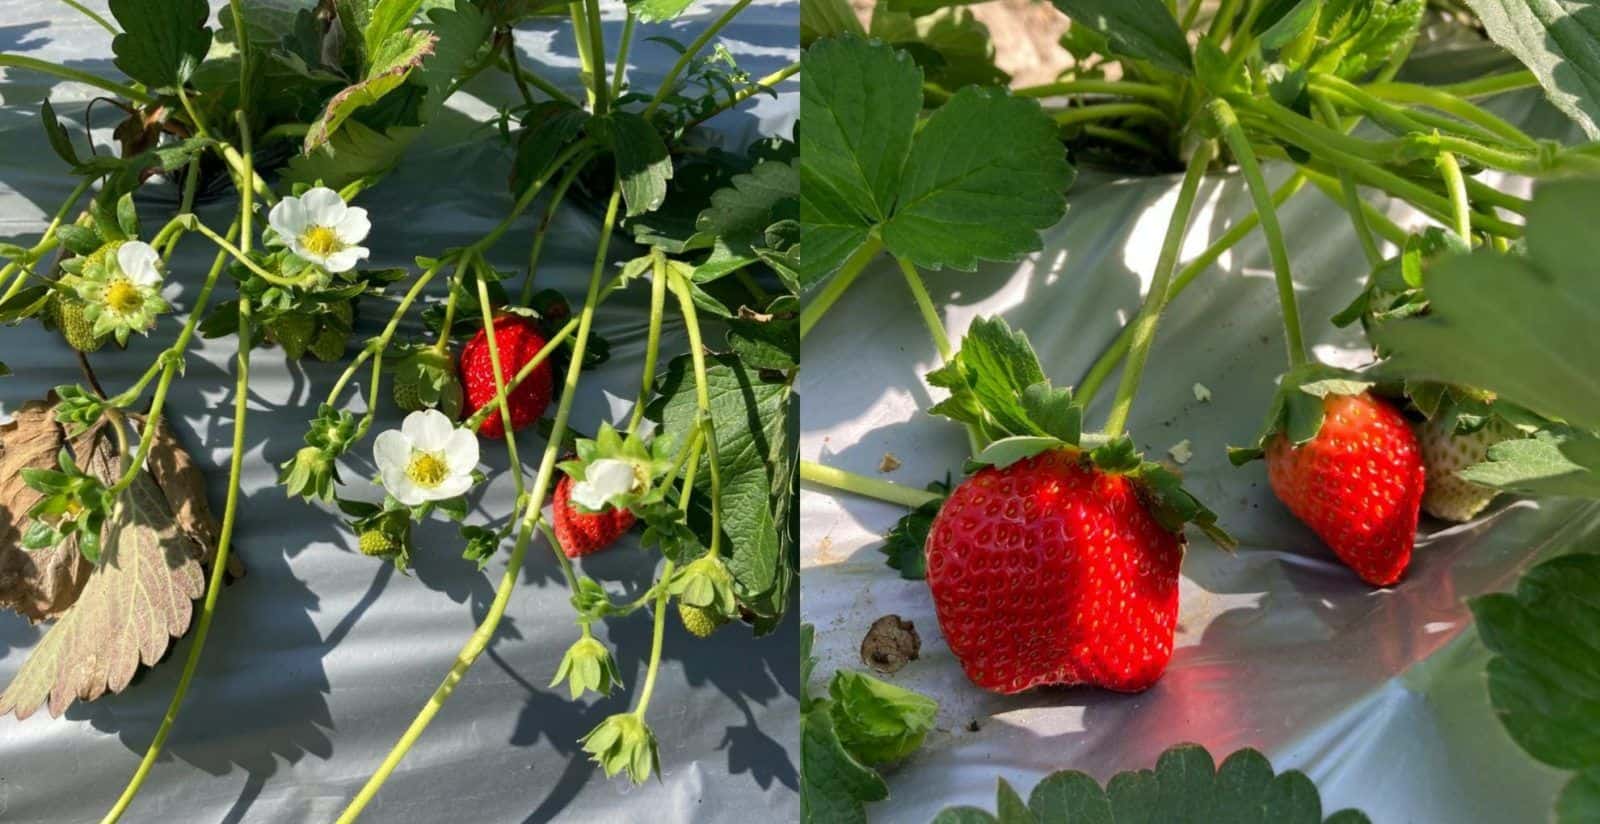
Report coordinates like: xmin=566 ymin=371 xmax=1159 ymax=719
xmin=553 ymin=473 xmax=636 ymax=558
xmin=1265 ymin=392 xmax=1425 ymax=586
xmin=460 ymin=314 xmax=554 ymax=439
xmin=924 ymin=449 xmax=1184 ymax=694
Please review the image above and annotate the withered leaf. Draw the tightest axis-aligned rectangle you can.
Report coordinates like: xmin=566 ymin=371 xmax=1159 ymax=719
xmin=1 ymin=399 xmax=222 ymax=720
xmin=1 ymin=397 xmax=92 ymax=622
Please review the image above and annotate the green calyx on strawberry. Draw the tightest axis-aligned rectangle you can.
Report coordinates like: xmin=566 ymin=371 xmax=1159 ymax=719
xmin=390 ymin=344 xmax=463 ymax=417
xmin=550 ymin=633 xmax=621 ymax=699
xmin=345 ymin=506 xmax=413 ymax=570
xmin=1231 ymin=364 xmax=1424 ymax=586
xmin=1332 ymin=227 xmax=1467 ymax=340
xmin=922 ymin=317 xmax=1231 ymax=694
xmin=669 ymin=553 xmax=737 ymax=636
xmin=280 ymin=404 xmax=362 ymax=501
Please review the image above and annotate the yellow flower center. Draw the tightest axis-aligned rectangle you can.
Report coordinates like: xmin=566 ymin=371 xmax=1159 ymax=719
xmin=105 ymin=279 xmax=144 ymax=314
xmin=405 ymin=451 xmax=450 ymax=488
xmin=300 ymin=225 xmax=343 ymax=258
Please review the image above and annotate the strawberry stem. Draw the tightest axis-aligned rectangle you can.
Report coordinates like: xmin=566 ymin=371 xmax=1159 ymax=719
xmin=475 ymin=258 xmax=526 ymax=502
xmin=1437 ymin=149 xmax=1473 ymax=243
xmin=642 ymin=0 xmax=755 ymax=120
xmin=517 ymin=160 xmax=584 ymax=305
xmin=799 ymin=233 xmax=883 ymax=339
xmin=1209 ymin=99 xmax=1308 ymax=369
xmin=895 ymin=254 xmax=983 ymax=455
xmin=1311 ymin=95 xmax=1384 ymax=268
xmin=800 ymin=460 xmax=942 ymax=509
xmin=629 ymin=248 xmax=670 ymax=434
xmin=1103 ymin=138 xmax=1216 ymax=439
xmin=670 ymin=269 xmax=723 ymax=559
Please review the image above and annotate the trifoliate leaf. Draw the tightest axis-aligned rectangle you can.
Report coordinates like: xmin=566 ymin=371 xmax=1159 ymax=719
xmin=305 ymin=28 xmax=437 ymax=152
xmin=1472 ymin=553 xmax=1600 ymax=822
xmin=869 ymin=7 xmax=1010 ymax=90
xmin=934 ymin=743 xmax=1370 ymax=823
xmin=1373 ymin=180 xmax=1600 ymax=432
xmin=109 ymin=0 xmax=214 ymax=90
xmin=604 ymin=110 xmax=674 ymax=217
xmin=800 ymin=0 xmax=865 ymax=47
xmin=1048 ymin=0 xmax=1193 ymax=74
xmin=0 ymin=413 xmax=220 ymax=720
xmin=827 ymin=669 xmax=938 ymax=765
xmin=418 ymin=0 xmax=496 ymax=114
xmin=1463 ymin=0 xmax=1600 ymax=138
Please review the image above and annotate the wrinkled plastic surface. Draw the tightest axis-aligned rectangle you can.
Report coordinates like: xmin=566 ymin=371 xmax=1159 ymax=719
xmin=799 ymin=44 xmax=1597 ymax=823
xmin=0 ymin=2 xmax=798 ymax=821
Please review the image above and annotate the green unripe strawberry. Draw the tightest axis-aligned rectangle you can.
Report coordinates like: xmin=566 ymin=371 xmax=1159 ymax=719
xmin=309 ymin=325 xmax=348 ymax=361
xmin=358 ymin=529 xmax=399 ymax=557
xmin=266 ymin=313 xmax=316 ymax=359
xmin=50 ymin=293 xmax=104 ymax=353
xmin=1418 ymin=415 xmax=1518 ymax=522
xmin=392 ymin=347 xmax=462 ymax=415
xmin=677 ymin=600 xmax=725 ymax=638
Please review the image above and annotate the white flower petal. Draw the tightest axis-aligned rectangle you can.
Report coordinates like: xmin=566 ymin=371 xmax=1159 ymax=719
xmin=443 ymin=428 xmax=479 ymax=475
xmin=334 ymin=206 xmax=371 ymax=244
xmin=300 ymin=187 xmax=347 ymax=226
xmin=571 ymin=459 xmax=636 ymax=510
xmin=387 ymin=473 xmax=428 ymax=506
xmin=116 ymin=241 xmax=162 ymax=286
xmin=403 ymin=409 xmax=454 ymax=451
xmin=322 ymin=246 xmax=369 ymax=273
xmin=428 ymin=474 xmax=473 ymax=501
xmin=373 ymin=429 xmax=412 ymax=475
xmin=268 ymin=196 xmax=307 ymax=242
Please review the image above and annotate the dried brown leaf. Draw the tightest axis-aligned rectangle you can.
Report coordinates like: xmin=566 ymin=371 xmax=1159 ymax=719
xmin=0 ymin=397 xmax=91 ymax=622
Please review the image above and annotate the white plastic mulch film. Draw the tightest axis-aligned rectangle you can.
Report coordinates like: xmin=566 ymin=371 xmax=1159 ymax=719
xmin=799 ymin=41 xmax=1598 ymax=824
xmin=0 ymin=1 xmax=799 ymax=821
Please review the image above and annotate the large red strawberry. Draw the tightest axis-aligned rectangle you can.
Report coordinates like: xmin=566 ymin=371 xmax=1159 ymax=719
xmin=460 ymin=314 xmax=554 ymax=439
xmin=925 ymin=448 xmax=1184 ymax=694
xmin=1265 ymin=392 xmax=1425 ymax=586
xmin=553 ymin=473 xmax=636 ymax=558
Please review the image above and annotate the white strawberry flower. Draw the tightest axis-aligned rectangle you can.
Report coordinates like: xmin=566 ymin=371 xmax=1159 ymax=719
xmin=570 ymin=458 xmax=643 ymax=511
xmin=374 ymin=409 xmax=478 ymax=506
xmin=267 ymin=186 xmax=371 ymax=273
xmin=78 ymin=240 xmax=168 ymax=341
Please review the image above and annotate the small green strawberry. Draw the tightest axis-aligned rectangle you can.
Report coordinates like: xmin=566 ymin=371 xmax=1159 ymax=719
xmin=1418 ymin=415 xmax=1518 ymax=522
xmin=49 ymin=293 xmax=104 ymax=352
xmin=392 ymin=346 xmax=463 ymax=416
xmin=677 ymin=600 xmax=725 ymax=638
xmin=266 ymin=313 xmax=316 ymax=359
xmin=358 ymin=528 xmax=400 ymax=557
xmin=309 ymin=301 xmax=355 ymax=362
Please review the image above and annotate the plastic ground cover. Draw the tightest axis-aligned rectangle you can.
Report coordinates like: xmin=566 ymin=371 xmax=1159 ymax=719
xmin=0 ymin=1 xmax=798 ymax=821
xmin=799 ymin=41 xmax=1598 ymax=823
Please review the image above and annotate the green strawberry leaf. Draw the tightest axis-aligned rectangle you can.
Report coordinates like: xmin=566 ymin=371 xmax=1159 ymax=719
xmin=800 ymin=36 xmax=1072 ymax=289
xmin=801 ymin=0 xmax=865 ymax=47
xmin=1472 ymin=552 xmax=1600 ymax=822
xmin=880 ymin=479 xmax=947 ymax=579
xmin=870 ymin=6 xmax=1010 ymax=90
xmin=969 ymin=436 xmax=1069 ymax=472
xmin=725 ymin=300 xmax=799 ymax=372
xmin=934 ymin=743 xmax=1370 ymax=823
xmin=1461 ymin=0 xmax=1600 ymax=138
xmin=626 ymin=0 xmax=696 ymax=23
xmin=1229 ymin=364 xmax=1373 ymax=465
xmin=1048 ymin=0 xmax=1193 ymax=74
xmin=801 ymin=700 xmax=889 ymax=823
xmin=928 ymin=316 xmax=1078 ymax=443
xmin=1373 ymin=180 xmax=1600 ymax=433
xmin=305 ymin=28 xmax=437 ymax=152
xmin=285 ymin=121 xmax=420 ymax=189
xmin=1457 ymin=428 xmax=1600 ymax=498
xmin=511 ymin=102 xmax=591 ymax=195
xmin=418 ymin=0 xmax=497 ymax=114
xmin=604 ymin=110 xmax=675 ymax=217
xmin=694 ymin=158 xmax=800 ymax=282
xmin=827 ymin=669 xmax=938 ymax=766
xmin=109 ymin=0 xmax=214 ymax=91
xmin=365 ymin=0 xmax=426 ymax=59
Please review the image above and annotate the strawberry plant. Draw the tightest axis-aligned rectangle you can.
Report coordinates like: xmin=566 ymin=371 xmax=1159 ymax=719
xmin=0 ymin=0 xmax=797 ymax=819
xmin=799 ymin=1 xmax=1600 ymax=819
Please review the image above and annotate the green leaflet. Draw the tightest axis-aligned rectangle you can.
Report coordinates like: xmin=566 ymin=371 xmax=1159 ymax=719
xmin=827 ymin=669 xmax=938 ymax=765
xmin=109 ymin=0 xmax=213 ymax=91
xmin=1456 ymin=428 xmax=1600 ymax=498
xmin=1048 ymin=0 xmax=1193 ymax=74
xmin=800 ymin=36 xmax=1072 ymax=288
xmin=801 ymin=0 xmax=865 ymax=46
xmin=932 ymin=743 xmax=1371 ymax=823
xmin=304 ymin=28 xmax=438 ymax=153
xmin=604 ymin=110 xmax=675 ymax=217
xmin=695 ymin=159 xmax=801 ymax=282
xmin=1464 ymin=0 xmax=1600 ymax=138
xmin=1373 ymin=179 xmax=1600 ymax=433
xmin=627 ymin=0 xmax=697 ymax=23
xmin=1472 ymin=553 xmax=1600 ymax=822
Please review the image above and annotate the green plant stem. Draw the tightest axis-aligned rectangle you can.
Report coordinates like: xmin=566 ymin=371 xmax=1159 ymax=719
xmin=570 ymin=3 xmax=597 ymax=110
xmin=1014 ymin=79 xmax=1175 ymax=105
xmin=501 ymin=51 xmax=578 ymax=107
xmin=481 ymin=142 xmax=594 ymax=251
xmin=612 ymin=12 xmax=636 ymax=96
xmin=518 ymin=159 xmax=584 ymax=305
xmin=326 ymin=259 xmax=447 ymax=403
xmin=799 ymin=234 xmax=882 ymax=338
xmin=1210 ymin=99 xmax=1306 ymax=367
xmin=1207 ymin=0 xmax=1243 ymax=41
xmin=895 ymin=254 xmax=982 ymax=455
xmin=334 ymin=189 xmax=622 ymax=824
xmin=228 ymin=0 xmax=251 ymax=115
xmin=1103 ymin=140 xmax=1215 ymax=439
xmin=1435 ymin=70 xmax=1538 ymax=99
xmin=683 ymin=62 xmax=802 ymax=131
xmin=630 ymin=566 xmax=673 ymax=717
xmin=583 ymin=0 xmax=609 ymax=115
xmin=669 ymin=271 xmax=721 ymax=558
xmin=1310 ymin=73 xmax=1514 ymax=149
xmin=1360 ymin=80 xmax=1538 ymax=149
xmin=1436 ymin=150 xmax=1472 ymax=242
xmin=100 ymin=299 xmax=251 ymax=824
xmin=182 ymin=217 xmax=306 ymax=285
xmin=642 ymin=0 xmax=755 ymax=120
xmin=1312 ymin=95 xmax=1382 ymax=268
xmin=799 ymin=460 xmax=941 ymax=508
xmin=1053 ymin=103 xmax=1167 ymax=129
xmin=504 ymin=32 xmax=536 ymax=108
xmin=56 ymin=0 xmax=116 ymax=34
xmin=1082 ymin=125 xmax=1161 ymax=155
xmin=1463 ymin=176 xmax=1529 ymax=215
xmin=1298 ymin=169 xmax=1409 ymax=245
xmin=475 ymin=259 xmax=525 ymax=501
xmin=0 ymin=176 xmax=92 ymax=301
xmin=629 ymin=249 xmax=670 ymax=434
xmin=0 ymin=54 xmax=153 ymax=104
xmin=1078 ymin=173 xmax=1311 ymax=406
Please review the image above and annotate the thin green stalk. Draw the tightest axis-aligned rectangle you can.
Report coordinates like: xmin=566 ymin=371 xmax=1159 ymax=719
xmin=1014 ymin=79 xmax=1176 ymax=105
xmin=612 ymin=12 xmax=636 ymax=95
xmin=100 ymin=298 xmax=251 ymax=824
xmin=1310 ymin=73 xmax=1513 ymax=149
xmin=799 ymin=460 xmax=941 ymax=509
xmin=1054 ymin=103 xmax=1167 ymax=129
xmin=0 ymin=176 xmax=92 ymax=301
xmin=1436 ymin=70 xmax=1537 ymax=99
xmin=895 ymin=255 xmax=981 ymax=455
xmin=683 ymin=62 xmax=801 ymax=131
xmin=799 ymin=234 xmax=882 ymax=338
xmin=1312 ymin=95 xmax=1382 ymax=267
xmin=474 ymin=258 xmax=525 ymax=502
xmin=478 ymin=142 xmax=593 ymax=251
xmin=570 ymin=3 xmax=597 ymax=110
xmin=669 ymin=271 xmax=721 ymax=558
xmin=502 ymin=51 xmax=579 ymax=107
xmin=334 ymin=189 xmax=623 ymax=824
xmin=182 ymin=217 xmax=303 ymax=285
xmin=1360 ymin=79 xmax=1538 ymax=149
xmin=630 ymin=569 xmax=672 ymax=717
xmin=518 ymin=158 xmax=584 ymax=305
xmin=56 ymin=0 xmax=116 ymax=34
xmin=464 ymin=316 xmax=581 ymax=430
xmin=1103 ymin=140 xmax=1215 ymax=438
xmin=628 ymin=249 xmax=669 ymax=434
xmin=0 ymin=54 xmax=153 ymax=104
xmin=228 ymin=0 xmax=251 ymax=114
xmin=1210 ymin=99 xmax=1306 ymax=367
xmin=325 ymin=259 xmax=446 ymax=404
xmin=1437 ymin=150 xmax=1472 ymax=242
xmin=1082 ymin=125 xmax=1161 ymax=155
xmin=1299 ymin=169 xmax=1409 ymax=245
xmin=642 ymin=0 xmax=755 ymax=119
xmin=1207 ymin=0 xmax=1243 ymax=41
xmin=583 ymin=0 xmax=608 ymax=115
xmin=504 ymin=32 xmax=536 ymax=108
